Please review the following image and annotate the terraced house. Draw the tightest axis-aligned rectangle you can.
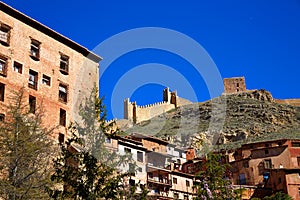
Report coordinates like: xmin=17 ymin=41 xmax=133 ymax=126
xmin=0 ymin=2 xmax=101 ymax=141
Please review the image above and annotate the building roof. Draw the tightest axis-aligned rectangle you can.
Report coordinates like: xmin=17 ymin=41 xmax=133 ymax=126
xmin=0 ymin=2 xmax=102 ymax=63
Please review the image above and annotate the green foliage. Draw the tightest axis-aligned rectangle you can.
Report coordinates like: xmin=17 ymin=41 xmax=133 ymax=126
xmin=262 ymin=191 xmax=293 ymax=200
xmin=48 ymin=85 xmax=138 ymax=199
xmin=194 ymin=153 xmax=238 ymax=200
xmin=0 ymin=88 xmax=55 ymax=199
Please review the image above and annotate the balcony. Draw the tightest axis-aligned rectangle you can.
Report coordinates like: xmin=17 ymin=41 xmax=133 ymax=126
xmin=147 ymin=177 xmax=172 ymax=187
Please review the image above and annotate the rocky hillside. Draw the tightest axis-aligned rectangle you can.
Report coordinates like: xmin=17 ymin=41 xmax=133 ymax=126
xmin=122 ymin=90 xmax=300 ymax=148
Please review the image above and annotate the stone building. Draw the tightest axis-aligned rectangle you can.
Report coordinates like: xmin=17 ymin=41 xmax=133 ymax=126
xmin=229 ymin=139 xmax=300 ymax=199
xmin=0 ymin=2 xmax=101 ymax=141
xmin=223 ymin=76 xmax=247 ymax=94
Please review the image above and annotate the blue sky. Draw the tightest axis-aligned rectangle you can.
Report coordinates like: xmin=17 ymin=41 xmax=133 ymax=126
xmin=3 ymin=0 xmax=300 ymax=119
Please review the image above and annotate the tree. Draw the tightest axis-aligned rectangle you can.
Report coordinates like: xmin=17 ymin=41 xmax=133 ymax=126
xmin=194 ymin=153 xmax=238 ymax=200
xmin=262 ymin=191 xmax=292 ymax=200
xmin=48 ymin=86 xmax=136 ymax=199
xmin=0 ymin=88 xmax=55 ymax=199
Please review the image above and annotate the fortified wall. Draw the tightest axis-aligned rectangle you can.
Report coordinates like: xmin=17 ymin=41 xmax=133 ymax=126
xmin=124 ymin=88 xmax=190 ymax=123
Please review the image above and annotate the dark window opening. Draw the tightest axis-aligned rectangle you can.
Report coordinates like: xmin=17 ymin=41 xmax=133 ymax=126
xmin=59 ymin=108 xmax=66 ymax=127
xmin=173 ymin=177 xmax=177 ymax=184
xmin=297 ymin=157 xmax=300 ymax=166
xmin=278 ymin=177 xmax=282 ymax=184
xmin=292 ymin=142 xmax=300 ymax=147
xmin=237 ymin=83 xmax=239 ymax=87
xmin=137 ymin=151 xmax=143 ymax=162
xmin=0 ymin=113 xmax=5 ymax=121
xmin=186 ymin=180 xmax=190 ymax=187
xmin=105 ymin=137 xmax=111 ymax=143
xmin=58 ymin=133 xmax=64 ymax=143
xmin=28 ymin=69 xmax=38 ymax=90
xmin=42 ymin=74 xmax=51 ymax=86
xmin=129 ymin=179 xmax=135 ymax=186
xmin=148 ymin=172 xmax=153 ymax=179
xmin=264 ymin=159 xmax=272 ymax=169
xmin=30 ymin=39 xmax=40 ymax=60
xmin=0 ymin=24 xmax=10 ymax=46
xmin=125 ymin=147 xmax=131 ymax=153
xmin=138 ymin=167 xmax=142 ymax=172
xmin=265 ymin=149 xmax=269 ymax=155
xmin=60 ymin=54 xmax=69 ymax=75
xmin=0 ymin=83 xmax=5 ymax=101
xmin=0 ymin=57 xmax=7 ymax=77
xmin=13 ymin=61 xmax=22 ymax=74
xmin=59 ymin=83 xmax=68 ymax=103
xmin=29 ymin=95 xmax=36 ymax=114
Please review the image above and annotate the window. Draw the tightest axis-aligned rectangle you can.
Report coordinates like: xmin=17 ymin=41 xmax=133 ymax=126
xmin=58 ymin=133 xmax=64 ymax=143
xmin=297 ymin=157 xmax=300 ymax=166
xmin=173 ymin=177 xmax=177 ymax=184
xmin=30 ymin=39 xmax=40 ymax=60
xmin=184 ymin=195 xmax=188 ymax=200
xmin=28 ymin=69 xmax=38 ymax=90
xmin=105 ymin=137 xmax=111 ymax=143
xmin=0 ymin=83 xmax=5 ymax=101
xmin=0 ymin=113 xmax=5 ymax=121
xmin=125 ymin=148 xmax=131 ymax=153
xmin=243 ymin=160 xmax=249 ymax=168
xmin=174 ymin=193 xmax=179 ymax=199
xmin=13 ymin=61 xmax=22 ymax=74
xmin=298 ymin=188 xmax=300 ymax=196
xmin=0 ymin=57 xmax=7 ymax=77
xmin=264 ymin=159 xmax=272 ymax=169
xmin=138 ymin=167 xmax=142 ymax=172
xmin=137 ymin=151 xmax=143 ymax=162
xmin=186 ymin=180 xmax=190 ymax=187
xmin=148 ymin=172 xmax=153 ymax=179
xmin=60 ymin=54 xmax=69 ymax=75
xmin=0 ymin=23 xmax=10 ymax=46
xmin=29 ymin=95 xmax=36 ymax=114
xmin=292 ymin=142 xmax=300 ymax=147
xmin=59 ymin=108 xmax=66 ymax=127
xmin=265 ymin=149 xmax=269 ymax=155
xmin=42 ymin=74 xmax=51 ymax=86
xmin=129 ymin=179 xmax=135 ymax=186
xmin=278 ymin=177 xmax=282 ymax=184
xmin=128 ymin=163 xmax=135 ymax=174
xmin=59 ymin=83 xmax=68 ymax=103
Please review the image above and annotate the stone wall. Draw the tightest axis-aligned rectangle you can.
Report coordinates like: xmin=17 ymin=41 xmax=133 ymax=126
xmin=124 ymin=88 xmax=191 ymax=123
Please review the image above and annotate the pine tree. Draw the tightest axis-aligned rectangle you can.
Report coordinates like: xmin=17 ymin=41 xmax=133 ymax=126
xmin=48 ymin=86 xmax=136 ymax=199
xmin=0 ymin=88 xmax=55 ymax=199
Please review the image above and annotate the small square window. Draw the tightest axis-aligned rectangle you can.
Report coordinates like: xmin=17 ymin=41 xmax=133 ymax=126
xmin=137 ymin=151 xmax=143 ymax=162
xmin=186 ymin=180 xmax=190 ymax=187
xmin=173 ymin=177 xmax=177 ymax=184
xmin=265 ymin=149 xmax=269 ymax=155
xmin=58 ymin=133 xmax=64 ymax=143
xmin=148 ymin=172 xmax=153 ymax=179
xmin=105 ymin=137 xmax=111 ymax=143
xmin=0 ymin=113 xmax=5 ymax=121
xmin=29 ymin=95 xmax=36 ymax=114
xmin=13 ymin=61 xmax=22 ymax=74
xmin=0 ymin=82 xmax=5 ymax=102
xmin=59 ymin=108 xmax=66 ymax=127
xmin=42 ymin=74 xmax=51 ymax=86
xmin=0 ymin=24 xmax=10 ymax=46
xmin=28 ymin=69 xmax=38 ymax=90
xmin=138 ymin=167 xmax=143 ymax=172
xmin=59 ymin=83 xmax=68 ymax=103
xmin=60 ymin=54 xmax=69 ymax=75
xmin=0 ymin=57 xmax=7 ymax=77
xmin=125 ymin=148 xmax=131 ymax=153
xmin=30 ymin=39 xmax=40 ymax=60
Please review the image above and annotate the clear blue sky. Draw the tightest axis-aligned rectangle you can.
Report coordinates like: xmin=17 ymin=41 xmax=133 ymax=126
xmin=3 ymin=0 xmax=300 ymax=119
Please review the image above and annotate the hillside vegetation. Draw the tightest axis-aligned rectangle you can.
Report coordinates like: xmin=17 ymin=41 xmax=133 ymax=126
xmin=123 ymin=90 xmax=300 ymax=149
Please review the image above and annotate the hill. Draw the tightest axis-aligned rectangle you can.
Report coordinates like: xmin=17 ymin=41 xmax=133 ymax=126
xmin=121 ymin=90 xmax=300 ymax=149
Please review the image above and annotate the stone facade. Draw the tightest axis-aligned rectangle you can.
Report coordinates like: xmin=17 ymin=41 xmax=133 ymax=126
xmin=0 ymin=2 xmax=101 ymax=141
xmin=124 ymin=88 xmax=191 ymax=123
xmin=224 ymin=76 xmax=247 ymax=94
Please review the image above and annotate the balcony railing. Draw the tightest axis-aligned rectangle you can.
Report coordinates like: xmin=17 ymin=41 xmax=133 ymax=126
xmin=147 ymin=177 xmax=172 ymax=186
